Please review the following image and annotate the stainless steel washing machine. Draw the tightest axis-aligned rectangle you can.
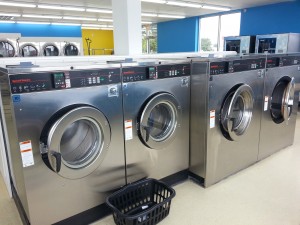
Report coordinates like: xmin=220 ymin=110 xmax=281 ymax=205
xmin=122 ymin=60 xmax=190 ymax=185
xmin=40 ymin=42 xmax=60 ymax=57
xmin=0 ymin=63 xmax=126 ymax=225
xmin=258 ymin=54 xmax=300 ymax=160
xmin=19 ymin=42 xmax=40 ymax=57
xmin=0 ymin=39 xmax=18 ymax=57
xmin=190 ymin=56 xmax=265 ymax=187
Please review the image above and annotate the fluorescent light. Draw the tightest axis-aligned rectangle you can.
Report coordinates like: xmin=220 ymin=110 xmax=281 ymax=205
xmin=158 ymin=14 xmax=185 ymax=19
xmin=101 ymin=28 xmax=113 ymax=30
xmin=166 ymin=1 xmax=201 ymax=8
xmin=51 ymin=22 xmax=81 ymax=26
xmin=0 ymin=13 xmax=21 ymax=17
xmin=142 ymin=13 xmax=157 ymax=17
xmin=22 ymin=14 xmax=62 ymax=19
xmin=142 ymin=21 xmax=152 ymax=24
xmin=202 ymin=5 xmax=231 ymax=11
xmin=86 ymin=8 xmax=112 ymax=13
xmin=17 ymin=21 xmax=51 ymax=25
xmin=81 ymin=24 xmax=107 ymax=28
xmin=98 ymin=18 xmax=113 ymax=22
xmin=141 ymin=0 xmax=166 ymax=3
xmin=0 ymin=20 xmax=15 ymax=23
xmin=81 ymin=27 xmax=100 ymax=30
xmin=38 ymin=4 xmax=85 ymax=12
xmin=63 ymin=16 xmax=97 ymax=21
xmin=0 ymin=1 xmax=36 ymax=8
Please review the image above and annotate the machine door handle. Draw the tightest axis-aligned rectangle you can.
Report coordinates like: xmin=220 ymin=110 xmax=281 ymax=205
xmin=50 ymin=151 xmax=61 ymax=173
xmin=143 ymin=126 xmax=151 ymax=142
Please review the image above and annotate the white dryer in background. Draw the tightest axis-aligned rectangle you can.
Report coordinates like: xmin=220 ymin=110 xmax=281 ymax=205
xmin=39 ymin=42 xmax=61 ymax=57
xmin=0 ymin=33 xmax=21 ymax=58
xmin=18 ymin=38 xmax=40 ymax=57
xmin=61 ymin=41 xmax=82 ymax=56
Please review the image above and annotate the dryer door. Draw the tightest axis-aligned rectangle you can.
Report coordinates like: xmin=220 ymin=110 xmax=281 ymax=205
xmin=43 ymin=44 xmax=59 ymax=56
xmin=0 ymin=40 xmax=15 ymax=57
xmin=20 ymin=44 xmax=38 ymax=57
xmin=42 ymin=106 xmax=111 ymax=179
xmin=270 ymin=76 xmax=295 ymax=124
xmin=139 ymin=93 xmax=181 ymax=149
xmin=221 ymin=84 xmax=254 ymax=141
xmin=64 ymin=44 xmax=79 ymax=56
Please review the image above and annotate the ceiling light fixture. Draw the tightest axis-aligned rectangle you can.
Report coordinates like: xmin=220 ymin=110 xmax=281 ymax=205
xmin=142 ymin=21 xmax=153 ymax=24
xmin=98 ymin=18 xmax=113 ymax=22
xmin=22 ymin=14 xmax=62 ymax=19
xmin=201 ymin=5 xmax=231 ymax=11
xmin=141 ymin=0 xmax=166 ymax=4
xmin=0 ymin=20 xmax=16 ymax=23
xmin=86 ymin=8 xmax=112 ymax=13
xmin=101 ymin=28 xmax=113 ymax=30
xmin=81 ymin=24 xmax=107 ymax=28
xmin=51 ymin=22 xmax=81 ymax=26
xmin=0 ymin=13 xmax=21 ymax=17
xmin=38 ymin=4 xmax=85 ymax=12
xmin=81 ymin=27 xmax=100 ymax=30
xmin=0 ymin=1 xmax=36 ymax=8
xmin=142 ymin=13 xmax=157 ymax=17
xmin=17 ymin=21 xmax=51 ymax=25
xmin=158 ymin=14 xmax=185 ymax=19
xmin=63 ymin=16 xmax=97 ymax=21
xmin=166 ymin=1 xmax=201 ymax=8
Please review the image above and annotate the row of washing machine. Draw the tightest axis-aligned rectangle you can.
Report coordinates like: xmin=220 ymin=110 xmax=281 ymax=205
xmin=0 ymin=54 xmax=299 ymax=225
xmin=0 ymin=39 xmax=81 ymax=57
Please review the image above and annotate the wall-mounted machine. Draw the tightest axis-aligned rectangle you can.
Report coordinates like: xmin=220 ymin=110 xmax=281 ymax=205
xmin=19 ymin=43 xmax=40 ymax=57
xmin=62 ymin=42 xmax=81 ymax=56
xmin=224 ymin=36 xmax=256 ymax=54
xmin=190 ymin=56 xmax=265 ymax=187
xmin=0 ymin=63 xmax=126 ymax=225
xmin=255 ymin=33 xmax=300 ymax=54
xmin=258 ymin=54 xmax=300 ymax=160
xmin=122 ymin=60 xmax=190 ymax=185
xmin=40 ymin=42 xmax=60 ymax=57
xmin=0 ymin=39 xmax=18 ymax=57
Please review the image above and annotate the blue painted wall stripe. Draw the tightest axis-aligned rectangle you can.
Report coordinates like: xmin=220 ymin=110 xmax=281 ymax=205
xmin=0 ymin=23 xmax=82 ymax=37
xmin=240 ymin=1 xmax=300 ymax=36
xmin=157 ymin=17 xmax=199 ymax=53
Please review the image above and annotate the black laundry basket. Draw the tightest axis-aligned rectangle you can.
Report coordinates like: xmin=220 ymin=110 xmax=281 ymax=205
xmin=106 ymin=178 xmax=176 ymax=225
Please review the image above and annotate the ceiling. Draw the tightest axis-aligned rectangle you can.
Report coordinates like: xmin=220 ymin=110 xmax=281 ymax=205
xmin=0 ymin=0 xmax=294 ymax=27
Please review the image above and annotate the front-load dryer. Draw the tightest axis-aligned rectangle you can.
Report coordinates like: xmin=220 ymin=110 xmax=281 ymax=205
xmin=122 ymin=60 xmax=190 ymax=185
xmin=0 ymin=39 xmax=18 ymax=57
xmin=258 ymin=54 xmax=300 ymax=160
xmin=61 ymin=42 xmax=81 ymax=56
xmin=0 ymin=63 xmax=125 ymax=225
xmin=19 ymin=42 xmax=40 ymax=57
xmin=190 ymin=56 xmax=265 ymax=187
xmin=40 ymin=42 xmax=60 ymax=56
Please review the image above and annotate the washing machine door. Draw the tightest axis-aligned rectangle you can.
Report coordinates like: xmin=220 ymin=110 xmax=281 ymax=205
xmin=270 ymin=76 xmax=295 ymax=124
xmin=139 ymin=93 xmax=181 ymax=149
xmin=221 ymin=84 xmax=254 ymax=141
xmin=43 ymin=106 xmax=111 ymax=179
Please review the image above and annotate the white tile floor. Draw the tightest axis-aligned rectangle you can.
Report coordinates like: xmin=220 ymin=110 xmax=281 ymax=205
xmin=1 ymin=115 xmax=300 ymax=225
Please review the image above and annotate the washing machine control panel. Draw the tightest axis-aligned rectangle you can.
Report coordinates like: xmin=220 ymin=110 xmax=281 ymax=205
xmin=266 ymin=57 xmax=280 ymax=68
xmin=228 ymin=58 xmax=265 ymax=73
xmin=10 ymin=68 xmax=121 ymax=93
xmin=122 ymin=64 xmax=190 ymax=83
xmin=279 ymin=56 xmax=300 ymax=67
xmin=210 ymin=62 xmax=228 ymax=75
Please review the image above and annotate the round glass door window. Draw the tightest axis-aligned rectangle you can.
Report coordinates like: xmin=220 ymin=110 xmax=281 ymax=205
xmin=21 ymin=44 xmax=38 ymax=57
xmin=221 ymin=84 xmax=254 ymax=141
xmin=64 ymin=44 xmax=79 ymax=56
xmin=43 ymin=45 xmax=59 ymax=56
xmin=0 ymin=41 xmax=15 ymax=57
xmin=44 ymin=107 xmax=111 ymax=179
xmin=139 ymin=93 xmax=180 ymax=149
xmin=270 ymin=76 xmax=295 ymax=124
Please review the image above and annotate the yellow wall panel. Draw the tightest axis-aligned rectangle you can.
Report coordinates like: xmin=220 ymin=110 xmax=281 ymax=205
xmin=82 ymin=29 xmax=114 ymax=55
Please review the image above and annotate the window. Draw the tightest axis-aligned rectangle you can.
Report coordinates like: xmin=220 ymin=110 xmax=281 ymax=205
xmin=142 ymin=24 xmax=157 ymax=54
xmin=199 ymin=12 xmax=241 ymax=52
